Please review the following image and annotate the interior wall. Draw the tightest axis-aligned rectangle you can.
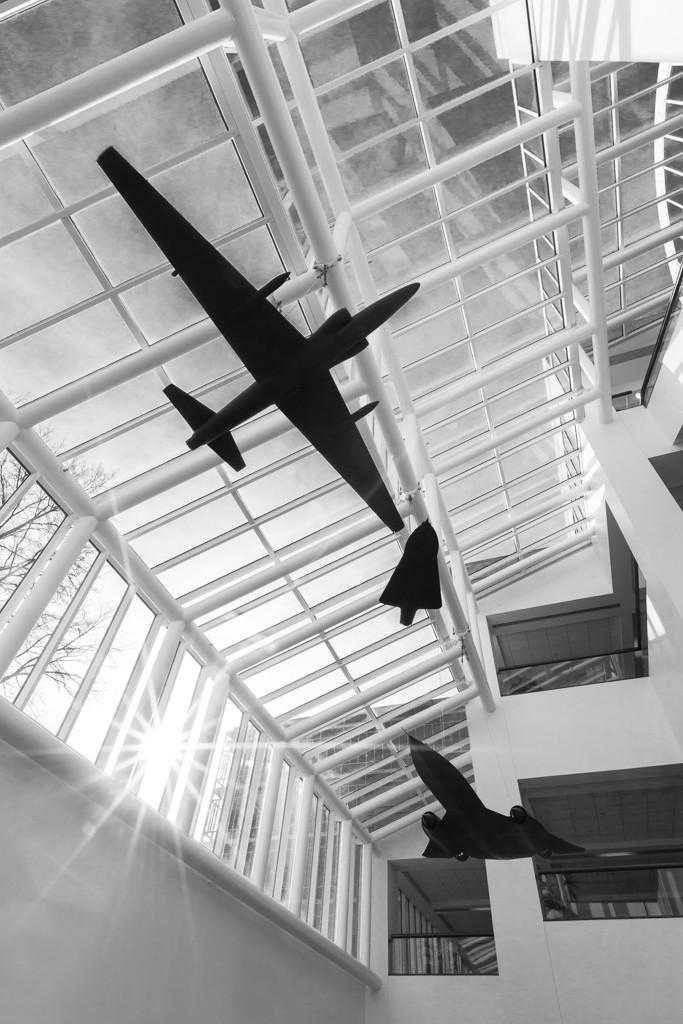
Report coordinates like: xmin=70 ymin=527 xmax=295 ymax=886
xmin=365 ymin=604 xmax=683 ymax=1024
xmin=0 ymin=739 xmax=366 ymax=1024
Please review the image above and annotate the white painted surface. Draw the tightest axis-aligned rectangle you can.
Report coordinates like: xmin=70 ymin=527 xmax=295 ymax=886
xmin=0 ymin=739 xmax=366 ymax=1024
xmin=582 ymin=403 xmax=683 ymax=744
xmin=494 ymin=0 xmax=683 ymax=62
xmin=367 ymin=606 xmax=683 ymax=1024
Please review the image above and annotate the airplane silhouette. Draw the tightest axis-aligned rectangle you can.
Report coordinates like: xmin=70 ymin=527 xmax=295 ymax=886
xmin=96 ymin=146 xmax=418 ymax=532
xmin=408 ymin=734 xmax=585 ymax=861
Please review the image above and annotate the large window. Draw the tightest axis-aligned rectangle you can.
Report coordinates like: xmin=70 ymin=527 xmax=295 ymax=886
xmin=520 ymin=764 xmax=683 ymax=921
xmin=388 ymin=858 xmax=497 ymax=975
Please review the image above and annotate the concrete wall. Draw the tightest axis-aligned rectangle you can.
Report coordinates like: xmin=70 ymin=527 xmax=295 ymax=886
xmin=366 ymin=601 xmax=683 ymax=1024
xmin=0 ymin=739 xmax=367 ymax=1024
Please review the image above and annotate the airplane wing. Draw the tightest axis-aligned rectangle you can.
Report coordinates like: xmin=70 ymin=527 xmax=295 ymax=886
xmin=408 ymin=735 xmax=486 ymax=815
xmin=96 ymin=147 xmax=304 ymax=381
xmin=275 ymin=373 xmax=404 ymax=533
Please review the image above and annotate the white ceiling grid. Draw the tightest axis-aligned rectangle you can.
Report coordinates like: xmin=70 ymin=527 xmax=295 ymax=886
xmin=0 ymin=0 xmax=681 ymax=841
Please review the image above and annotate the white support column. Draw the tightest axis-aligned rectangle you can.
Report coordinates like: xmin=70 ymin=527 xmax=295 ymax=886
xmin=0 ymin=11 xmax=239 ymax=151
xmin=0 ymin=422 xmax=19 ymax=451
xmin=288 ymin=774 xmax=316 ymax=916
xmin=358 ymin=842 xmax=373 ymax=967
xmin=334 ymin=818 xmax=353 ymax=949
xmin=569 ymin=61 xmax=613 ymax=423
xmin=0 ymin=516 xmax=96 ymax=679
xmin=250 ymin=744 xmax=285 ymax=889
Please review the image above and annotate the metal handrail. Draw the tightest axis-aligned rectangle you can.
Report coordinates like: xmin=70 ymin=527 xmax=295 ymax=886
xmin=641 ymin=256 xmax=683 ymax=406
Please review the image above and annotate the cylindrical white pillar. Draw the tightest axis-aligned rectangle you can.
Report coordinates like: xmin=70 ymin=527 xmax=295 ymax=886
xmin=250 ymin=745 xmax=285 ymax=889
xmin=358 ymin=842 xmax=373 ymax=967
xmin=334 ymin=819 xmax=353 ymax=949
xmin=569 ymin=61 xmax=613 ymax=423
xmin=288 ymin=774 xmax=316 ymax=916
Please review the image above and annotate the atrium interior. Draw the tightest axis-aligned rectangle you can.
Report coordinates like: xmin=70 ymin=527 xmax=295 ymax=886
xmin=1 ymin=1 xmax=683 ymax=1021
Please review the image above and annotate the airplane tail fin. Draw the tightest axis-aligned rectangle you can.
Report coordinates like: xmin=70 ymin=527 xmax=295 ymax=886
xmin=164 ymin=384 xmax=245 ymax=472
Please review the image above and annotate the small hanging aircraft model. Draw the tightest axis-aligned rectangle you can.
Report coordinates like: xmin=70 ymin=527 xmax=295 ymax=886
xmin=379 ymin=519 xmax=442 ymax=625
xmin=97 ymin=146 xmax=419 ymax=533
xmin=408 ymin=735 xmax=585 ymax=861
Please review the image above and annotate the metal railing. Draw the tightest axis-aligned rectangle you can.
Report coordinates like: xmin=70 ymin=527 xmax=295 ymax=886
xmin=641 ymin=258 xmax=683 ymax=406
xmin=389 ymin=934 xmax=498 ymax=976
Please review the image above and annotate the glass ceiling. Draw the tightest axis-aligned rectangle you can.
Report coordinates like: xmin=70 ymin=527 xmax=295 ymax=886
xmin=0 ymin=0 xmax=682 ymax=866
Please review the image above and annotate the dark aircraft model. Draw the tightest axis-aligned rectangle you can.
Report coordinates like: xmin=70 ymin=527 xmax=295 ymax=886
xmin=97 ymin=146 xmax=417 ymax=532
xmin=408 ymin=734 xmax=585 ymax=861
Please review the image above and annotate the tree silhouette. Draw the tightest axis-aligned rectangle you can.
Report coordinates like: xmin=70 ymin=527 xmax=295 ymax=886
xmin=0 ymin=445 xmax=110 ymax=707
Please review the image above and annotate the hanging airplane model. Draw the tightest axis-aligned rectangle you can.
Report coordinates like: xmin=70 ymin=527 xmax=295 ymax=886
xmin=97 ymin=147 xmax=417 ymax=533
xmin=408 ymin=734 xmax=586 ymax=861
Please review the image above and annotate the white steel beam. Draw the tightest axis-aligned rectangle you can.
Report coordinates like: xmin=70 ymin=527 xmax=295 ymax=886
xmin=285 ymin=642 xmax=460 ymax=740
xmin=569 ymin=62 xmax=613 ymax=423
xmin=0 ymin=9 xmax=288 ymax=153
xmin=313 ymin=685 xmax=478 ymax=775
xmin=350 ymin=102 xmax=581 ymax=222
xmin=334 ymin=818 xmax=353 ymax=949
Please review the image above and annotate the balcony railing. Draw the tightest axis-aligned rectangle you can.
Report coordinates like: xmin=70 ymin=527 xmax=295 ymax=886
xmin=641 ymin=259 xmax=683 ymax=406
xmin=389 ymin=934 xmax=497 ymax=976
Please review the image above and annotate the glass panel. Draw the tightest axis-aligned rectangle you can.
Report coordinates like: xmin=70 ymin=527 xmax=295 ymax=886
xmin=301 ymin=3 xmax=399 ymax=88
xmin=23 ymin=562 xmax=128 ymax=732
xmin=67 ymin=596 xmax=156 ymax=761
xmin=0 ymin=0 xmax=181 ymax=103
xmin=137 ymin=652 xmax=202 ymax=809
